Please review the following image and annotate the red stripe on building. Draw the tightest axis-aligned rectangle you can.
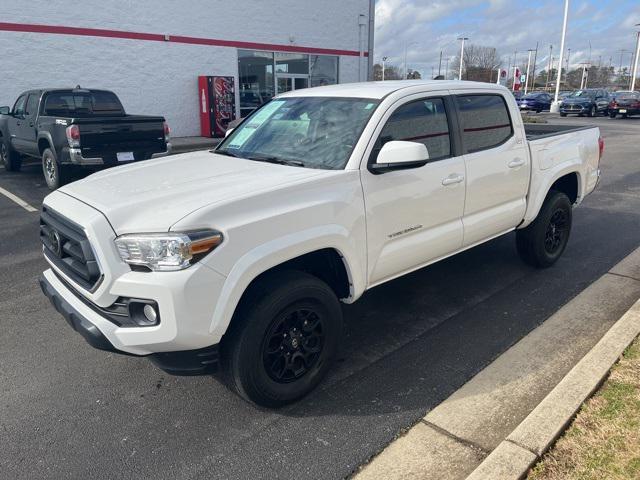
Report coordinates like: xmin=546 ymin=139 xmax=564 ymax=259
xmin=0 ymin=22 xmax=368 ymax=57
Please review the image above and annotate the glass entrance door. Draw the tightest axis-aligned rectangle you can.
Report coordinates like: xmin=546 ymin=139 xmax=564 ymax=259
xmin=276 ymin=74 xmax=309 ymax=94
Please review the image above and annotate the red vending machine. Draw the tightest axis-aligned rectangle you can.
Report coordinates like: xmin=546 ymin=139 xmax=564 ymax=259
xmin=198 ymin=76 xmax=236 ymax=137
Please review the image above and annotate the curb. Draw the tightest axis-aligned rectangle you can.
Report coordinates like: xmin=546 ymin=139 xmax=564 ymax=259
xmin=466 ymin=297 xmax=640 ymax=480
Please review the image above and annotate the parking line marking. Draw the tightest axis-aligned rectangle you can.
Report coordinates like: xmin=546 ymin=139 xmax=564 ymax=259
xmin=0 ymin=186 xmax=38 ymax=212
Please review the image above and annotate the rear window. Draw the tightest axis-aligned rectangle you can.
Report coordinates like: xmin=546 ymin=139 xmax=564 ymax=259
xmin=455 ymin=95 xmax=513 ymax=153
xmin=617 ymin=92 xmax=639 ymax=100
xmin=42 ymin=91 xmax=124 ymax=116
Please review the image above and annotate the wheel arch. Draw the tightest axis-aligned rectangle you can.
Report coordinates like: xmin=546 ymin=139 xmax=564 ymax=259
xmin=521 ymin=169 xmax=582 ymax=229
xmin=207 ymin=233 xmax=362 ymax=344
xmin=37 ymin=132 xmax=55 ymax=155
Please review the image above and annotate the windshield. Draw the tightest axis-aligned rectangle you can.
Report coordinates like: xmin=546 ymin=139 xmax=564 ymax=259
xmin=569 ymin=90 xmax=596 ymax=99
xmin=216 ymin=97 xmax=379 ymax=170
xmin=524 ymin=93 xmax=542 ymax=99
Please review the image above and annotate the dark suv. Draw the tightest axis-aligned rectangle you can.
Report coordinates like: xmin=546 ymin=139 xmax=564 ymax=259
xmin=559 ymin=89 xmax=610 ymax=117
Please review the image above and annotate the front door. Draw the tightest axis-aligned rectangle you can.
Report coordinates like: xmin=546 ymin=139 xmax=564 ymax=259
xmin=361 ymin=94 xmax=466 ymax=285
xmin=276 ymin=74 xmax=309 ymax=94
xmin=18 ymin=93 xmax=40 ymax=156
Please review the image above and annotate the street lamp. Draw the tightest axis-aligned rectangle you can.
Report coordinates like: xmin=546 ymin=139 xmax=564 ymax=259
xmin=381 ymin=56 xmax=389 ymax=81
xmin=457 ymin=37 xmax=469 ymax=80
xmin=631 ymin=24 xmax=640 ymax=91
xmin=403 ymin=42 xmax=418 ymax=80
xmin=525 ymin=49 xmax=535 ymax=94
xmin=551 ymin=0 xmax=569 ymax=112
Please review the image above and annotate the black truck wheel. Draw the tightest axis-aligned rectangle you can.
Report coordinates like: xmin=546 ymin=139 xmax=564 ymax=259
xmin=224 ymin=270 xmax=343 ymax=407
xmin=1 ymin=140 xmax=22 ymax=172
xmin=42 ymin=148 xmax=69 ymax=190
xmin=516 ymin=191 xmax=572 ymax=268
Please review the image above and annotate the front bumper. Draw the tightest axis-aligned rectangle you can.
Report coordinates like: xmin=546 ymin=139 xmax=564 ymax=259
xmin=65 ymin=143 xmax=172 ymax=165
xmin=39 ymin=271 xmax=220 ymax=375
xmin=560 ymin=104 xmax=589 ymax=114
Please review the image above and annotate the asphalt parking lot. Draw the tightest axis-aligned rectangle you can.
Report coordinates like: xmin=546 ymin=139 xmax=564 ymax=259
xmin=1 ymin=114 xmax=639 ymax=480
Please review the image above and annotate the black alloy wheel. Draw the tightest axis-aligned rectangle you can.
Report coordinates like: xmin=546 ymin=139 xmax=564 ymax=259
xmin=544 ymin=209 xmax=569 ymax=255
xmin=262 ymin=305 xmax=325 ymax=383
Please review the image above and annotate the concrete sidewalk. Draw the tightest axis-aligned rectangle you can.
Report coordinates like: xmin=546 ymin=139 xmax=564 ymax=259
xmin=355 ymin=247 xmax=640 ymax=480
xmin=170 ymin=136 xmax=220 ymax=154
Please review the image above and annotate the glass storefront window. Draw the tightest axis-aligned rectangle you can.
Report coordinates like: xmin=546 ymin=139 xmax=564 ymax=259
xmin=275 ymin=53 xmax=309 ymax=74
xmin=310 ymin=55 xmax=338 ymax=87
xmin=238 ymin=50 xmax=275 ymax=117
xmin=238 ymin=50 xmax=339 ymax=117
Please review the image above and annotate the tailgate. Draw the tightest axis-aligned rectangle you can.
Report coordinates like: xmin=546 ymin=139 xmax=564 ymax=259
xmin=75 ymin=116 xmax=166 ymax=157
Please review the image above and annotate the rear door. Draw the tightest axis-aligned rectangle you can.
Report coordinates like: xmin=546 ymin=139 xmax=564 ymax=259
xmin=361 ymin=93 xmax=466 ymax=285
xmin=454 ymin=92 xmax=530 ymax=247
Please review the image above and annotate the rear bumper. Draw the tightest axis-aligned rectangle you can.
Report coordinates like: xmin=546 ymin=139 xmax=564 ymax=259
xmin=64 ymin=142 xmax=172 ymax=165
xmin=39 ymin=271 xmax=220 ymax=375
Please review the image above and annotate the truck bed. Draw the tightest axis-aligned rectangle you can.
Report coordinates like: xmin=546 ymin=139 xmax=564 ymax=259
xmin=524 ymin=123 xmax=595 ymax=141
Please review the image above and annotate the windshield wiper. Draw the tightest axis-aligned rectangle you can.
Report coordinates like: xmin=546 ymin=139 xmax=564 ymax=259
xmin=246 ymin=155 xmax=305 ymax=167
xmin=213 ymin=149 xmax=242 ymax=158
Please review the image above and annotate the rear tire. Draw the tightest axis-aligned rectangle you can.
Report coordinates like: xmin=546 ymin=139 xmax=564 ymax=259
xmin=1 ymin=140 xmax=22 ymax=172
xmin=223 ymin=270 xmax=343 ymax=407
xmin=609 ymin=112 xmax=617 ymax=119
xmin=516 ymin=191 xmax=572 ymax=268
xmin=560 ymin=113 xmax=567 ymax=117
xmin=42 ymin=148 xmax=69 ymax=190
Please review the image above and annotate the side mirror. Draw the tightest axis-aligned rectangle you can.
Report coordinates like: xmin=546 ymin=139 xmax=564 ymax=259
xmin=0 ymin=106 xmax=10 ymax=115
xmin=370 ymin=140 xmax=429 ymax=174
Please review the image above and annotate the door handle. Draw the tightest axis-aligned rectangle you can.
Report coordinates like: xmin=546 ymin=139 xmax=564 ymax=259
xmin=442 ymin=174 xmax=464 ymax=186
xmin=508 ymin=158 xmax=526 ymax=168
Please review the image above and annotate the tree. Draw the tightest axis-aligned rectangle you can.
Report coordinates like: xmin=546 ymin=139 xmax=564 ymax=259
xmin=372 ymin=63 xmax=403 ymax=81
xmin=450 ymin=44 xmax=501 ymax=82
xmin=406 ymin=69 xmax=421 ymax=79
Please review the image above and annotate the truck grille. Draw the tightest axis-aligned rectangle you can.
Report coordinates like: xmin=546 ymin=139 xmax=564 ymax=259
xmin=40 ymin=207 xmax=102 ymax=291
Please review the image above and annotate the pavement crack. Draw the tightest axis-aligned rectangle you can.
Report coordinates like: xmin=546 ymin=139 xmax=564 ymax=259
xmin=607 ymin=271 xmax=640 ymax=283
xmin=421 ymin=419 xmax=490 ymax=457
xmin=505 ymin=438 xmax=539 ymax=458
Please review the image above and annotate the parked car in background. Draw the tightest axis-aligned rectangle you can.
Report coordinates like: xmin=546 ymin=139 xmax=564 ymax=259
xmin=39 ymin=81 xmax=603 ymax=407
xmin=559 ymin=89 xmax=610 ymax=117
xmin=608 ymin=91 xmax=640 ymax=118
xmin=556 ymin=91 xmax=573 ymax=107
xmin=517 ymin=92 xmax=553 ymax=112
xmin=0 ymin=87 xmax=171 ymax=189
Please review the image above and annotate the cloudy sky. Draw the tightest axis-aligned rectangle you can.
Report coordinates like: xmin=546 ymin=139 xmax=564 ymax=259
xmin=374 ymin=0 xmax=640 ymax=78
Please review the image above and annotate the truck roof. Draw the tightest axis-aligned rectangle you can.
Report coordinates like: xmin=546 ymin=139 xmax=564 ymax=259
xmin=278 ymin=80 xmax=509 ymax=100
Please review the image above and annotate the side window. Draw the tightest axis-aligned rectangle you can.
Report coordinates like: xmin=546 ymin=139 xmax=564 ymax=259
xmin=25 ymin=94 xmax=39 ymax=117
xmin=13 ymin=95 xmax=27 ymax=115
xmin=374 ymin=97 xmax=451 ymax=162
xmin=456 ymin=95 xmax=513 ymax=153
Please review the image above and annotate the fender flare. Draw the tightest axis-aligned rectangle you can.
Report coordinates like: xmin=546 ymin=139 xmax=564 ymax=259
xmin=520 ymin=166 xmax=582 ymax=229
xmin=206 ymin=225 xmax=365 ymax=342
xmin=36 ymin=131 xmax=55 ymax=155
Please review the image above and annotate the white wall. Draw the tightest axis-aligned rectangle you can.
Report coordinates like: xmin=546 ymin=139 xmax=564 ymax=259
xmin=0 ymin=0 xmax=372 ymax=136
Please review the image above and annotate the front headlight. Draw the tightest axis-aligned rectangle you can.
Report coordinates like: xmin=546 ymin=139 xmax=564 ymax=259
xmin=115 ymin=230 xmax=223 ymax=271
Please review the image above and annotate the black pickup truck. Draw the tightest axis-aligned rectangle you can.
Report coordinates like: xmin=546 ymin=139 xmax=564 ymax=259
xmin=0 ymin=88 xmax=171 ymax=189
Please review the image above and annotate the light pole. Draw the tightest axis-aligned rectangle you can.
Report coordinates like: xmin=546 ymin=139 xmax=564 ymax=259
xmin=631 ymin=25 xmax=640 ymax=91
xmin=381 ymin=56 xmax=389 ymax=81
xmin=551 ymin=0 xmax=569 ymax=112
xmin=545 ymin=44 xmax=553 ymax=90
xmin=403 ymin=42 xmax=417 ymax=80
xmin=457 ymin=37 xmax=469 ymax=80
xmin=525 ymin=49 xmax=534 ymax=94
xmin=445 ymin=57 xmax=450 ymax=80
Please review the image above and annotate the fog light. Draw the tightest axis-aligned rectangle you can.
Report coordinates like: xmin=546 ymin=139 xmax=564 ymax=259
xmin=143 ymin=304 xmax=158 ymax=324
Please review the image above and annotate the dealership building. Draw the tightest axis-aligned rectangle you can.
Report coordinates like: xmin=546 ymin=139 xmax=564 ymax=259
xmin=1 ymin=1 xmax=374 ymax=136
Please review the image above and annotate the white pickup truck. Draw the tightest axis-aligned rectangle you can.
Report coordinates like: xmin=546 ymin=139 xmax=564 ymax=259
xmin=39 ymin=81 xmax=603 ymax=407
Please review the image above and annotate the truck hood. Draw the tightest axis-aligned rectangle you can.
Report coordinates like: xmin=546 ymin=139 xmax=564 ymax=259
xmin=59 ymin=150 xmax=330 ymax=233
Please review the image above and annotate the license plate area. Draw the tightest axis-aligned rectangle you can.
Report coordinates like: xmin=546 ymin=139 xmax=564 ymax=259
xmin=117 ymin=152 xmax=135 ymax=162
xmin=619 ymin=109 xmax=627 ymax=113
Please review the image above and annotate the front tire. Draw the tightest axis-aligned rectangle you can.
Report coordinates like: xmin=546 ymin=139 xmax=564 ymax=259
xmin=516 ymin=191 xmax=572 ymax=268
xmin=223 ymin=270 xmax=343 ymax=407
xmin=588 ymin=105 xmax=596 ymax=117
xmin=42 ymin=148 xmax=69 ymax=190
xmin=1 ymin=140 xmax=22 ymax=172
